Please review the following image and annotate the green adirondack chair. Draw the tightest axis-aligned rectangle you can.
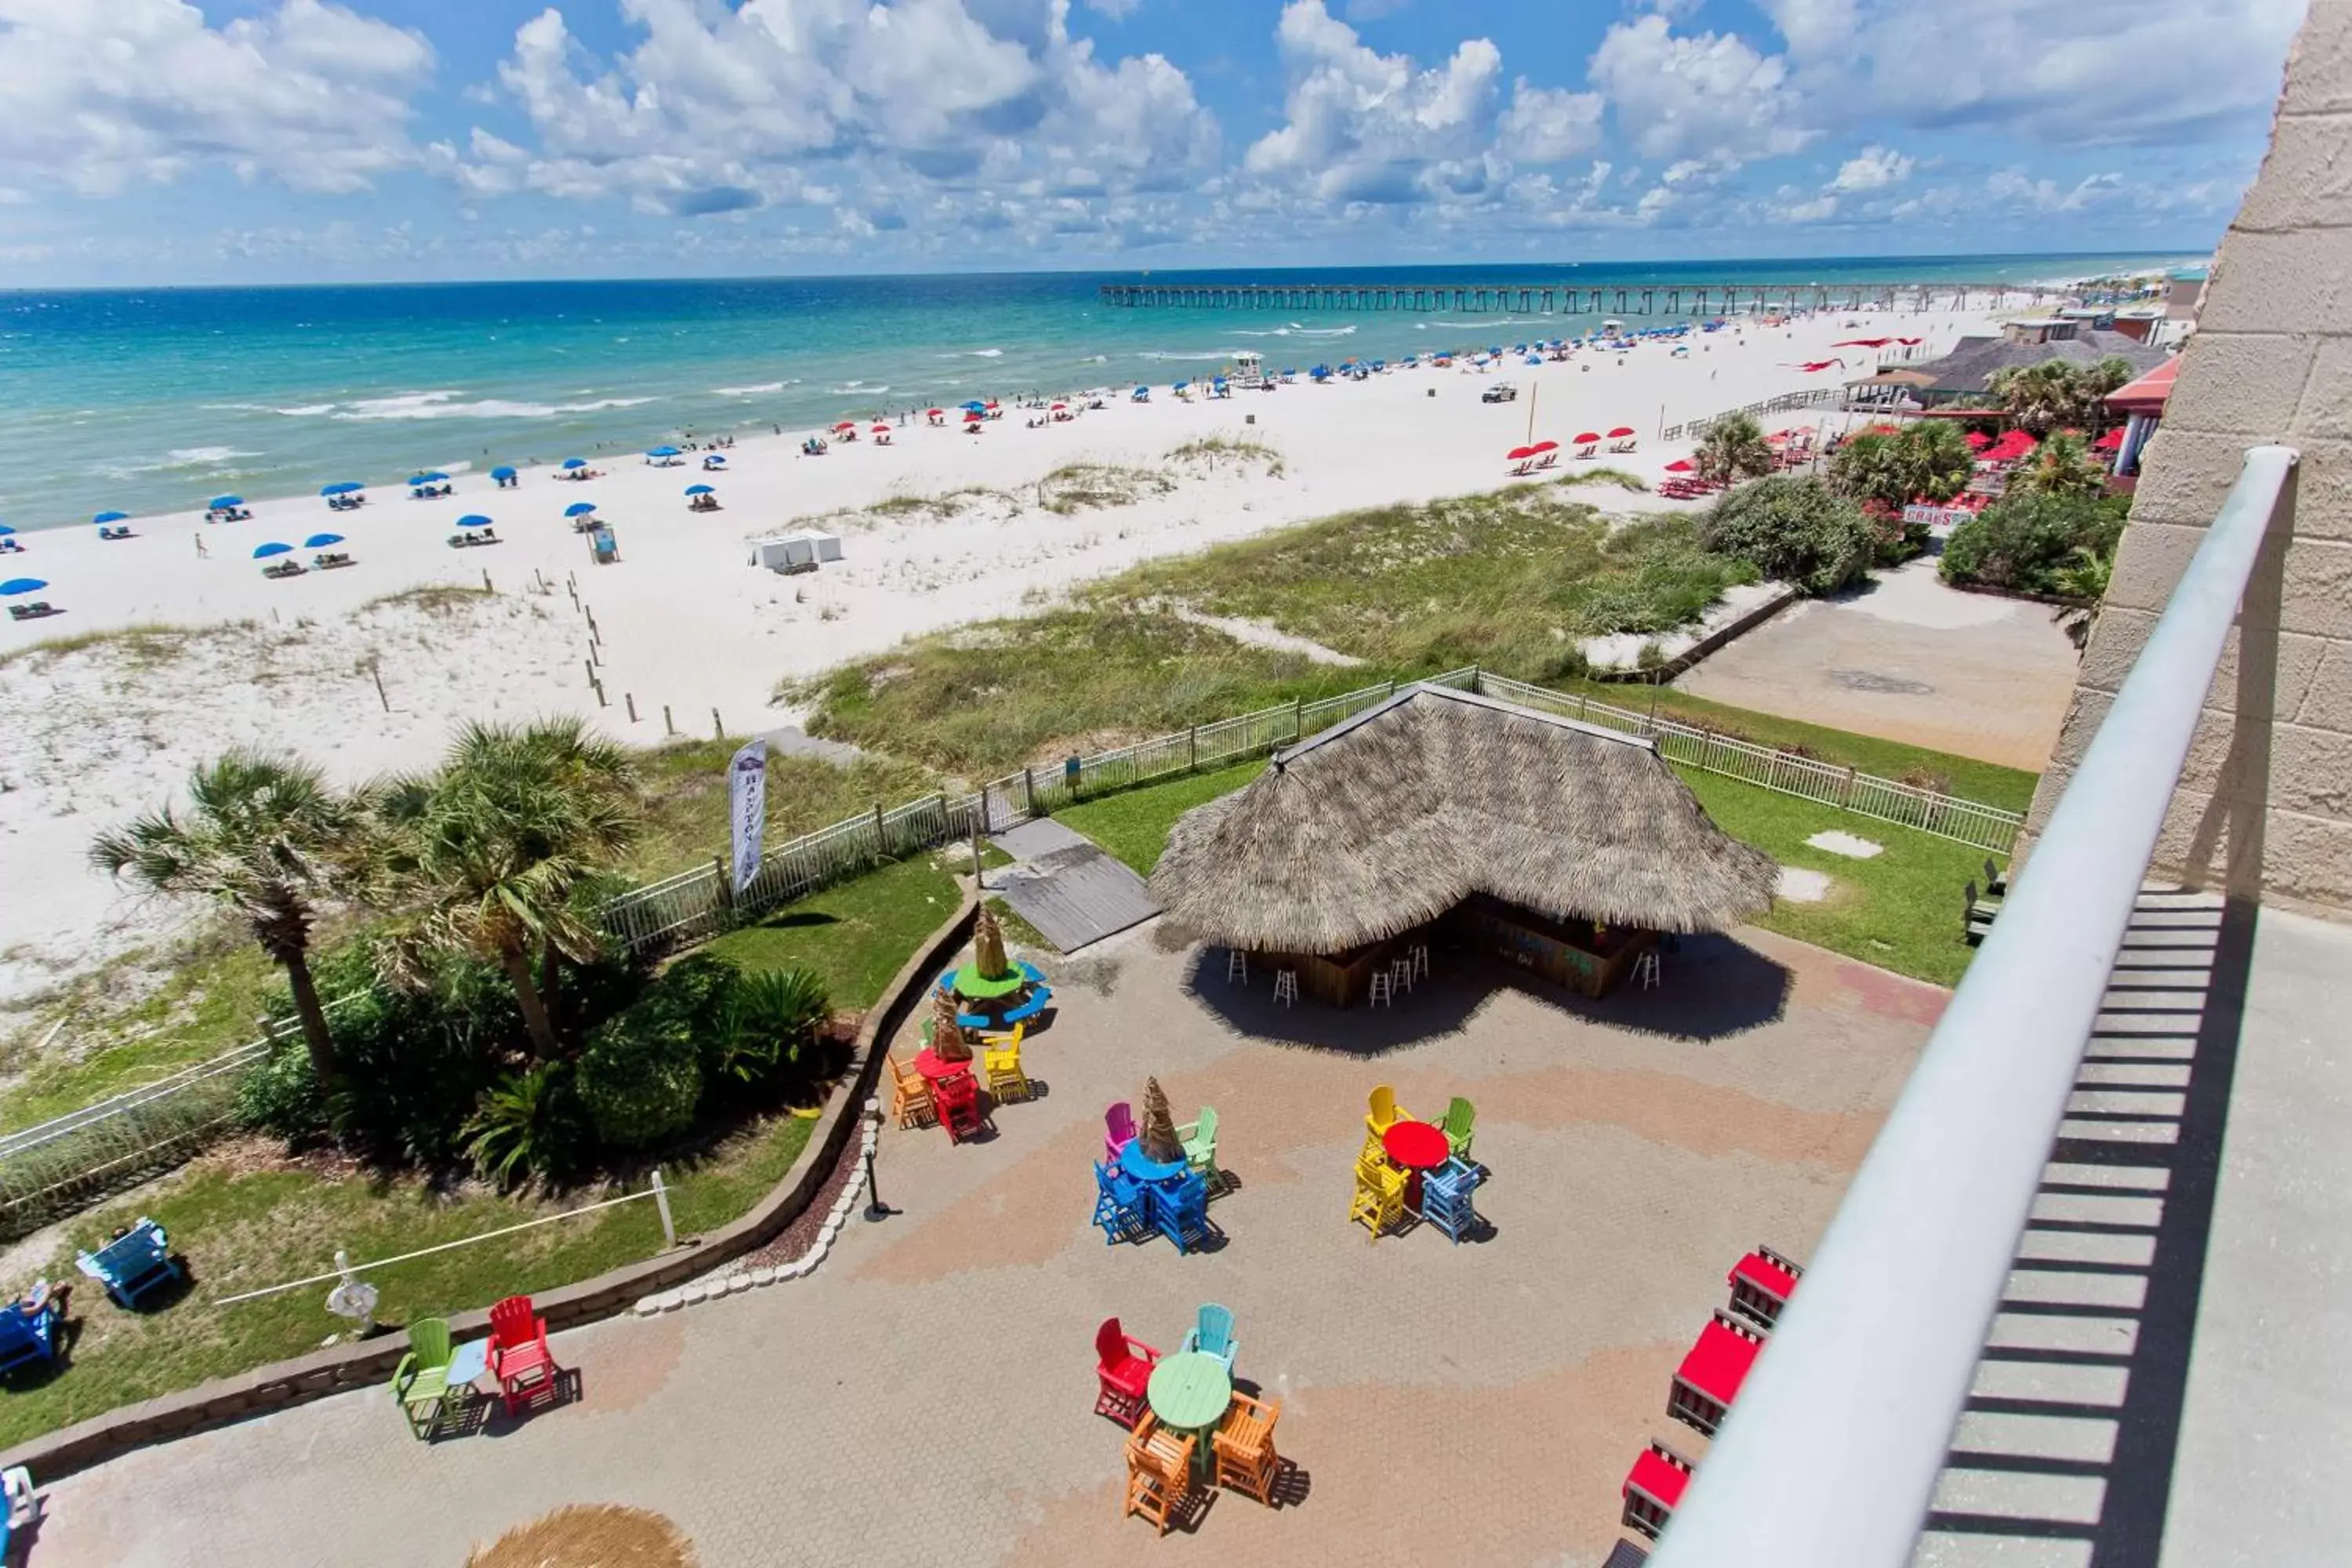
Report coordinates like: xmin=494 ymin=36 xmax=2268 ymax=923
xmin=1439 ymin=1096 xmax=1475 ymax=1163
xmin=1178 ymin=1106 xmax=1221 ymax=1191
xmin=390 ymin=1317 xmax=459 ymax=1439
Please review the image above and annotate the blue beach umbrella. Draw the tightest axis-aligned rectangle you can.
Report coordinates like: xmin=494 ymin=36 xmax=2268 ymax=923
xmin=0 ymin=578 xmax=45 ymax=595
xmin=561 ymin=458 xmax=587 ymax=470
xmin=252 ymin=543 xmax=293 ymax=559
xmin=321 ymin=481 xmax=363 ymax=495
xmin=564 ymin=502 xmax=597 ymax=517
xmin=647 ymin=445 xmax=680 ymax=458
xmin=684 ymin=484 xmax=714 ymax=496
xmin=0 ymin=525 xmax=15 ymax=536
xmin=962 ymin=401 xmax=987 ymax=412
xmin=303 ymin=533 xmax=343 ymax=549
xmin=1133 ymin=387 xmax=1149 ymax=396
xmin=456 ymin=514 xmax=493 ymax=529
xmin=209 ymin=495 xmax=244 ymax=510
xmin=488 ymin=466 xmax=517 ymax=481
xmin=93 ymin=511 xmax=129 ymax=524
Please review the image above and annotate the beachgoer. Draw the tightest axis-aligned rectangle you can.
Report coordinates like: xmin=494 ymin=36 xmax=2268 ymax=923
xmin=194 ymin=535 xmax=208 ymax=559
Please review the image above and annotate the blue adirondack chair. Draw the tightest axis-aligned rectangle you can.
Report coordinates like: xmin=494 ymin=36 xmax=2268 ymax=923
xmin=1419 ymin=1156 xmax=1485 ymax=1245
xmin=1093 ymin=1161 xmax=1149 ymax=1246
xmin=1153 ymin=1169 xmax=1214 ymax=1255
xmin=0 ymin=1297 xmax=62 ymax=1377
xmin=75 ymin=1217 xmax=181 ymax=1309
xmin=1181 ymin=1302 xmax=1239 ymax=1374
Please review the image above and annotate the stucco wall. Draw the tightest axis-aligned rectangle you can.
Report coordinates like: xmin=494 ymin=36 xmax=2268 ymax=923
xmin=2027 ymin=0 xmax=2352 ymax=913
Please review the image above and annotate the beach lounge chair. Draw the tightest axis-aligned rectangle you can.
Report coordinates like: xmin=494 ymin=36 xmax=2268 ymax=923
xmin=74 ymin=1218 xmax=180 ymax=1309
xmin=262 ymin=560 xmax=306 ymax=579
xmin=0 ymin=1292 xmax=63 ymax=1377
xmin=314 ymin=552 xmax=355 ymax=570
xmin=7 ymin=602 xmax=60 ymax=622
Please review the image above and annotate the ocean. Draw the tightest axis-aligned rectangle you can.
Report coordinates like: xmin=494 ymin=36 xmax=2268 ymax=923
xmin=0 ymin=252 xmax=2198 ymax=529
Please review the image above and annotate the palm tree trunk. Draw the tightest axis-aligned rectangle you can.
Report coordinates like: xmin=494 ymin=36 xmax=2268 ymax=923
xmin=539 ymin=935 xmax=565 ymax=1041
xmin=499 ymin=944 xmax=562 ymax=1059
xmin=280 ymin=949 xmax=338 ymax=1083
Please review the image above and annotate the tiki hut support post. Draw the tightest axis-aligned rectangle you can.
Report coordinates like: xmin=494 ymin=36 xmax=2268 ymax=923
xmin=1139 ymin=1078 xmax=1183 ymax=1165
xmin=931 ymin=989 xmax=971 ymax=1062
xmin=974 ymin=905 xmax=1010 ymax=982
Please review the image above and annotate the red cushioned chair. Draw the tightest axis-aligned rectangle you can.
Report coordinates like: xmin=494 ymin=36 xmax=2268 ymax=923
xmin=1094 ymin=1316 xmax=1161 ymax=1427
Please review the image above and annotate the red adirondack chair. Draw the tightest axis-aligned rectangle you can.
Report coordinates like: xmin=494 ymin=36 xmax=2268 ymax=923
xmin=1094 ymin=1316 xmax=1162 ymax=1427
xmin=488 ymin=1294 xmax=561 ymax=1416
xmin=935 ymin=1070 xmax=988 ymax=1143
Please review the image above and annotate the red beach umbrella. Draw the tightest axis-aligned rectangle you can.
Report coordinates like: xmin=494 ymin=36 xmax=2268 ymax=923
xmin=1664 ymin=459 xmax=1696 ymax=473
xmin=1530 ymin=439 xmax=1559 ymax=454
xmin=833 ymin=420 xmax=855 ymax=432
xmin=871 ymin=423 xmax=890 ymax=434
xmin=1051 ymin=401 xmax=1067 ymax=410
xmin=1573 ymin=431 xmax=1601 ymax=445
xmin=1507 ymin=446 xmax=1538 ymax=462
xmin=926 ymin=407 xmax=944 ymax=416
xmin=964 ymin=409 xmax=983 ymax=422
xmin=1606 ymin=426 xmax=1635 ymax=438
xmin=2093 ymin=427 xmax=2125 ymax=451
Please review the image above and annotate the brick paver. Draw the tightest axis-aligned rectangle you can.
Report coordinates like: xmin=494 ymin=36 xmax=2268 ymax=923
xmin=30 ymin=924 xmax=1940 ymax=1568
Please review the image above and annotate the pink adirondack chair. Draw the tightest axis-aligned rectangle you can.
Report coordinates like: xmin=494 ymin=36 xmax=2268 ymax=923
xmin=487 ymin=1294 xmax=561 ymax=1416
xmin=1105 ymin=1102 xmax=1138 ymax=1163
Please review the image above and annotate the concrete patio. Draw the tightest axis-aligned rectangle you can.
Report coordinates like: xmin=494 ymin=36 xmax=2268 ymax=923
xmin=24 ymin=923 xmax=1945 ymax=1567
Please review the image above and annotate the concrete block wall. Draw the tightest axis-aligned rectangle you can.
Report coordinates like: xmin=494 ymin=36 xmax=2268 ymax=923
xmin=2028 ymin=0 xmax=2352 ymax=913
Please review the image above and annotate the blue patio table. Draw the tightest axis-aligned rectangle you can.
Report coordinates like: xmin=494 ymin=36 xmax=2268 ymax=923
xmin=1146 ymin=1351 xmax=1233 ymax=1478
xmin=445 ymin=1336 xmax=491 ymax=1392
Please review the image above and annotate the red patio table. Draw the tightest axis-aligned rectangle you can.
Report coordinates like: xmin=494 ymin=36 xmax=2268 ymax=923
xmin=1668 ymin=1308 xmax=1765 ymax=1437
xmin=1381 ymin=1119 xmax=1451 ymax=1212
xmin=912 ymin=1047 xmax=975 ymax=1086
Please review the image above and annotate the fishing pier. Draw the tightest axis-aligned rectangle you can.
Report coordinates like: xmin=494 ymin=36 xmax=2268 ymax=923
xmin=1096 ymin=280 xmax=2063 ymax=315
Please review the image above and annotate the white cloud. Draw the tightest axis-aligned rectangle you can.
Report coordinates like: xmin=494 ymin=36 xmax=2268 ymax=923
xmin=1244 ymin=0 xmax=1599 ymax=206
xmin=1756 ymin=0 xmax=2303 ymax=147
xmin=0 ymin=0 xmax=433 ymax=195
xmin=1588 ymin=14 xmax=1815 ymax=168
xmin=1831 ymin=143 xmax=1911 ymax=191
xmin=464 ymin=0 xmax=1218 ymax=227
xmin=1777 ymin=193 xmax=1838 ymax=223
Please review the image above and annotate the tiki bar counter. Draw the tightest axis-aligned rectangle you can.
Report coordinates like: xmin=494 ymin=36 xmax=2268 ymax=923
xmin=1149 ymin=684 xmax=1776 ymax=1006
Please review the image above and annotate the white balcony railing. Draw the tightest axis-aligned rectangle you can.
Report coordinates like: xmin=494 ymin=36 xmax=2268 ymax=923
xmin=1650 ymin=445 xmax=2300 ymax=1566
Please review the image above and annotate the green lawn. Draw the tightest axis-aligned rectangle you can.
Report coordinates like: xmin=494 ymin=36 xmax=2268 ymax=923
xmin=705 ymin=851 xmax=966 ymax=1007
xmin=1054 ymin=760 xmax=1268 ymax=875
xmin=0 ymin=1110 xmax=813 ymax=1450
xmin=628 ymin=742 xmax=940 ymax=884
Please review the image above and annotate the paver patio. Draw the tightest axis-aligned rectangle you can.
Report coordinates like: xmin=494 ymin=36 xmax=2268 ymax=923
xmin=26 ymin=920 xmax=1943 ymax=1568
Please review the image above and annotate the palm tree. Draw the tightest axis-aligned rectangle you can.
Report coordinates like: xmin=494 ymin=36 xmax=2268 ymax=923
xmin=2050 ymin=544 xmax=2116 ymax=654
xmin=2010 ymin=432 xmax=2110 ymax=502
xmin=1695 ymin=413 xmax=1775 ymax=485
xmin=1905 ymin=419 xmax=1975 ymax=503
xmin=91 ymin=752 xmax=356 ymax=1080
xmin=371 ymin=719 xmax=641 ymax=1059
xmin=1828 ymin=421 xmax=1974 ymax=512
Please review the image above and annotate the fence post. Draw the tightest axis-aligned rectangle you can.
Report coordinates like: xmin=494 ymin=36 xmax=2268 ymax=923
xmin=650 ymin=1168 xmax=676 ymax=1248
xmin=1470 ymin=663 xmax=1482 ymax=695
xmin=1189 ymin=724 xmax=1198 ymax=771
xmin=713 ymin=854 xmax=734 ymax=915
xmin=1842 ymin=765 xmax=1859 ymax=808
xmin=1022 ymin=767 xmax=1036 ymax=817
xmin=936 ymin=792 xmax=952 ymax=848
xmin=1292 ymin=695 xmax=1303 ymax=742
xmin=871 ymin=801 xmax=887 ymax=864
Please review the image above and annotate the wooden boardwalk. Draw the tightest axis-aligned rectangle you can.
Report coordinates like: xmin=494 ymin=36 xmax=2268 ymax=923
xmin=990 ymin=841 xmax=1162 ymax=953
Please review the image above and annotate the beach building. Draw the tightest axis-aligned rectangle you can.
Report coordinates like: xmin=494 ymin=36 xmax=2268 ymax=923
xmin=1148 ymin=683 xmax=1776 ymax=1005
xmin=2103 ymin=354 xmax=2180 ymax=476
xmin=1843 ymin=318 xmax=2170 ymax=411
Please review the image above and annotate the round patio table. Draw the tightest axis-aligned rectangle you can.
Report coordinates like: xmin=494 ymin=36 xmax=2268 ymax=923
xmin=1117 ymin=1141 xmax=1188 ymax=1185
xmin=912 ymin=1047 xmax=976 ymax=1085
xmin=1146 ymin=1351 xmax=1233 ymax=1477
xmin=1382 ymin=1119 xmax=1451 ymax=1214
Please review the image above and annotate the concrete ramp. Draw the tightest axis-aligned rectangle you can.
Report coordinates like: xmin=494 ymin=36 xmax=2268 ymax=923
xmin=990 ymin=842 xmax=1162 ymax=953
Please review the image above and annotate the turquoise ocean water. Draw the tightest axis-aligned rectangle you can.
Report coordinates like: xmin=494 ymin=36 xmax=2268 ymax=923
xmin=0 ymin=253 xmax=2198 ymax=530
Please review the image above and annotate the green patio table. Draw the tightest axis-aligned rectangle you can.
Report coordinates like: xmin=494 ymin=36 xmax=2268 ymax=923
xmin=1146 ymin=1351 xmax=1233 ymax=1479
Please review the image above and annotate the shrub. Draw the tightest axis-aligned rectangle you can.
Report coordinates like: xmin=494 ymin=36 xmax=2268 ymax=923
xmin=235 ymin=1033 xmax=332 ymax=1143
xmin=739 ymin=967 xmax=833 ymax=1095
xmin=1704 ymin=477 xmax=1877 ymax=597
xmin=1940 ymin=492 xmax=2129 ymax=595
xmin=578 ymin=992 xmax=705 ymax=1149
xmin=463 ymin=1063 xmax=588 ymax=1188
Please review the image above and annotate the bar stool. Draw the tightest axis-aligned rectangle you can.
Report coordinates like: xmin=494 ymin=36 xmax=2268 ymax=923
xmin=1272 ymin=970 xmax=1298 ymax=1007
xmin=1410 ymin=942 xmax=1430 ymax=983
xmin=1226 ymin=949 xmax=1248 ymax=985
xmin=1635 ymin=950 xmax=1661 ymax=990
xmin=1368 ymin=970 xmax=1393 ymax=1008
xmin=1388 ymin=956 xmax=1414 ymax=995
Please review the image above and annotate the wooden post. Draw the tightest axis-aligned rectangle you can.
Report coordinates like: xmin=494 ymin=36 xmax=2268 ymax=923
xmin=584 ymin=658 xmax=597 ymax=687
xmin=663 ymin=704 xmax=675 ymax=736
xmin=650 ymin=1168 xmax=676 ymax=1248
xmin=1022 ymin=766 xmax=1036 ymax=817
xmin=626 ymin=692 xmax=638 ymax=722
xmin=1469 ymin=662 xmax=1482 ymax=695
xmin=872 ymin=801 xmax=887 ymax=864
xmin=711 ymin=707 xmax=724 ymax=739
xmin=482 ymin=569 xmax=493 ymax=593
xmin=1188 ymin=724 xmax=1197 ymax=771
xmin=713 ymin=854 xmax=733 ymax=911
xmin=1291 ymin=695 xmax=1303 ymax=742
xmin=593 ymin=679 xmax=607 ymax=708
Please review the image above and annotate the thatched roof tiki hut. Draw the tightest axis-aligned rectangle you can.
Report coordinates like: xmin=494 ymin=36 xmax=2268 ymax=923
xmin=1149 ymin=684 xmax=1777 ymax=1004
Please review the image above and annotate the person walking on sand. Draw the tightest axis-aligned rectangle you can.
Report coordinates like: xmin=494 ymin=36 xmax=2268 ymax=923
xmin=194 ymin=534 xmax=208 ymax=559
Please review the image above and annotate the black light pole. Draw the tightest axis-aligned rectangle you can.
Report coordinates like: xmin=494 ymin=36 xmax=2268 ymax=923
xmin=862 ymin=1105 xmax=891 ymax=1223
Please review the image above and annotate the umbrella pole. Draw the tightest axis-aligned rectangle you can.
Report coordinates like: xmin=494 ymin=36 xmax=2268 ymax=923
xmin=1526 ymin=381 xmax=1537 ymax=448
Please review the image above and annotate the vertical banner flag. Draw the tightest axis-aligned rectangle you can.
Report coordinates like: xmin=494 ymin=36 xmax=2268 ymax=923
xmin=728 ymin=738 xmax=768 ymax=895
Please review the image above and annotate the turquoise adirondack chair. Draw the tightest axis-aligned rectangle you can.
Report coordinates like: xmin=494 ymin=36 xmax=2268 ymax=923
xmin=390 ymin=1318 xmax=461 ymax=1438
xmin=1178 ymin=1106 xmax=1221 ymax=1190
xmin=1182 ymin=1301 xmax=1239 ymax=1374
xmin=1438 ymin=1096 xmax=1475 ymax=1163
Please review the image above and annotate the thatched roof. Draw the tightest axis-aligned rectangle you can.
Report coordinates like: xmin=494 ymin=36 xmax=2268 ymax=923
xmin=1150 ymin=684 xmax=1777 ymax=954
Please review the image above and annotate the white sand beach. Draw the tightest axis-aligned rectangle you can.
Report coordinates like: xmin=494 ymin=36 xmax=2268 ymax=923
xmin=0 ymin=305 xmax=2003 ymax=1015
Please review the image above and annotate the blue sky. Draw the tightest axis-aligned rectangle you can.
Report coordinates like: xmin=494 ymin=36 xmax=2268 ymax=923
xmin=0 ymin=0 xmax=2307 ymax=285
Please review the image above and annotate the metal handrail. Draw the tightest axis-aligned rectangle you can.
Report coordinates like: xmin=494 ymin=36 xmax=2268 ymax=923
xmin=1650 ymin=445 xmax=2299 ymax=1565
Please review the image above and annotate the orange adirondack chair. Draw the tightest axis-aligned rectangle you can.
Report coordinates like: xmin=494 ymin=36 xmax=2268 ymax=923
xmin=1213 ymin=1390 xmax=1283 ymax=1504
xmin=887 ymin=1052 xmax=935 ymax=1128
xmin=1123 ymin=1414 xmax=1196 ymax=1536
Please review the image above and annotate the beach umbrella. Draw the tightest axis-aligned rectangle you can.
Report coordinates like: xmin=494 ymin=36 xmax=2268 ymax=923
xmin=1507 ymin=446 xmax=1537 ymax=462
xmin=1530 ymin=440 xmax=1559 ymax=455
xmin=1664 ymin=459 xmax=1696 ymax=473
xmin=1606 ymin=426 xmax=1636 ymax=439
xmin=1573 ymin=432 xmax=1601 ymax=445
xmin=561 ymin=458 xmax=587 ymax=470
xmin=303 ymin=533 xmax=343 ymax=549
xmin=94 ymin=511 xmax=129 ymax=524
xmin=927 ymin=407 xmax=944 ymax=417
xmin=408 ymin=475 xmax=434 ymax=487
xmin=0 ymin=578 xmax=45 ymax=595
xmin=832 ymin=421 xmax=856 ymax=433
xmin=648 ymin=445 xmax=681 ymax=458
xmin=1172 ymin=381 xmax=1188 ymax=391
xmin=564 ymin=502 xmax=597 ymax=517
xmin=1050 ymin=401 xmax=1067 ymax=411
xmin=684 ymin=485 xmax=715 ymax=496
xmin=456 ymin=515 xmax=493 ymax=529
xmin=706 ymin=452 xmax=728 ymax=464
xmin=489 ymin=466 xmax=517 ymax=481
xmin=964 ymin=410 xmax=984 ymax=423
xmin=0 ymin=525 xmax=13 ymax=535
xmin=252 ymin=543 xmax=292 ymax=559
xmin=321 ymin=481 xmax=363 ymax=495
xmin=1133 ymin=387 xmax=1149 ymax=397
xmin=963 ymin=401 xmax=987 ymax=412
xmin=209 ymin=495 xmax=244 ymax=510
xmin=870 ymin=423 xmax=890 ymax=434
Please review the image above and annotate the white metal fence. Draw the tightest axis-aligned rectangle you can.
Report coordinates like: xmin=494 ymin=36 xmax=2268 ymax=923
xmin=1650 ymin=446 xmax=2300 ymax=1565
xmin=1662 ymin=387 xmax=1843 ymax=444
xmin=0 ymin=662 xmax=2024 ymax=1236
